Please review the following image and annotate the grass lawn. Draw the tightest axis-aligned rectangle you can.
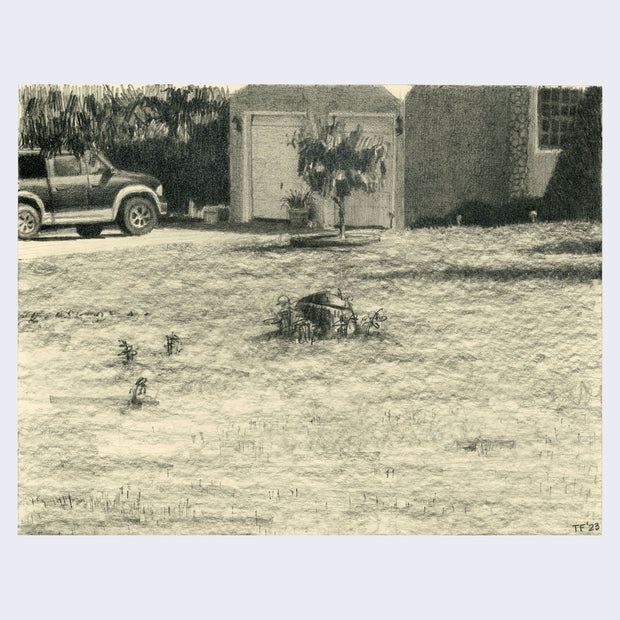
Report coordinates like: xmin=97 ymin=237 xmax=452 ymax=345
xmin=17 ymin=221 xmax=602 ymax=534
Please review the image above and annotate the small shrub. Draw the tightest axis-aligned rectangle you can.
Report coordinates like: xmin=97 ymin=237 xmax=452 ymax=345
xmin=118 ymin=340 xmax=138 ymax=364
xmin=361 ymin=308 xmax=388 ymax=335
xmin=412 ymin=198 xmax=545 ymax=228
xmin=129 ymin=377 xmax=148 ymax=405
xmin=264 ymin=290 xmax=386 ymax=342
xmin=165 ymin=333 xmax=183 ymax=355
xmin=449 ymin=198 xmax=543 ymax=227
xmin=281 ymin=189 xmax=315 ymax=211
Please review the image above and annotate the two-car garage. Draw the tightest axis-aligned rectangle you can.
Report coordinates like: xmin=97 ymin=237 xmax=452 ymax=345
xmin=229 ymin=86 xmax=403 ymax=229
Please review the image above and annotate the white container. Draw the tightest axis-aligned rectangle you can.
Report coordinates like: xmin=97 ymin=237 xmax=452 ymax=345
xmin=202 ymin=207 xmax=219 ymax=224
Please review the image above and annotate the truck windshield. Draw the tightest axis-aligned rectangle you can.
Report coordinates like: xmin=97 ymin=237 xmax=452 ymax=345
xmin=96 ymin=152 xmax=116 ymax=170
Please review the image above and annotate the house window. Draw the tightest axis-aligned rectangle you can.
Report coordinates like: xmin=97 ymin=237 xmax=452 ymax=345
xmin=538 ymin=87 xmax=583 ymax=150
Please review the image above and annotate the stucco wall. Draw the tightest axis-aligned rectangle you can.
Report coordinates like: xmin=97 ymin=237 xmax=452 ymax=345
xmin=404 ymin=86 xmax=513 ymax=224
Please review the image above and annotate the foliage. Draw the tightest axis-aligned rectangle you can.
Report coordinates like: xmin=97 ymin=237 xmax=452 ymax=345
xmin=264 ymin=290 xmax=387 ymax=342
xmin=433 ymin=198 xmax=544 ymax=228
xmin=263 ymin=295 xmax=316 ymax=343
xmin=290 ymin=116 xmax=388 ymax=237
xmin=18 ymin=85 xmax=230 ymax=210
xmin=165 ymin=333 xmax=183 ymax=355
xmin=360 ymin=308 xmax=388 ymax=335
xmin=543 ymin=86 xmax=602 ymax=221
xmin=118 ymin=339 xmax=138 ymax=364
xmin=129 ymin=377 xmax=148 ymax=406
xmin=281 ymin=189 xmax=315 ymax=211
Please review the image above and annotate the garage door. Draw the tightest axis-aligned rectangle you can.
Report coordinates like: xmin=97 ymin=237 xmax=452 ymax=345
xmin=250 ymin=113 xmax=395 ymax=226
xmin=334 ymin=115 xmax=395 ymax=228
xmin=251 ymin=114 xmax=306 ymax=220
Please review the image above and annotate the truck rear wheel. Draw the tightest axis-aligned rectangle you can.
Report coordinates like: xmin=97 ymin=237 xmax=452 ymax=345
xmin=18 ymin=203 xmax=41 ymax=240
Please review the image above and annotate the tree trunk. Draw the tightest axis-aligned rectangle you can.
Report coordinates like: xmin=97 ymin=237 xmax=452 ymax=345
xmin=337 ymin=198 xmax=346 ymax=239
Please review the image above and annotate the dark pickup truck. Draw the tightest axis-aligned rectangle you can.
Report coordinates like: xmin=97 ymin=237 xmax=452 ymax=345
xmin=18 ymin=149 xmax=167 ymax=239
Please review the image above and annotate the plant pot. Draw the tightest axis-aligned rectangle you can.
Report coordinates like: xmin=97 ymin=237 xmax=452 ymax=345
xmin=288 ymin=208 xmax=310 ymax=228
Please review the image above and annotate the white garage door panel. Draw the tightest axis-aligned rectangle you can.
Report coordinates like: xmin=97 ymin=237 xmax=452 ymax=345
xmin=250 ymin=113 xmax=394 ymax=226
xmin=251 ymin=116 xmax=305 ymax=220
xmin=336 ymin=115 xmax=394 ymax=228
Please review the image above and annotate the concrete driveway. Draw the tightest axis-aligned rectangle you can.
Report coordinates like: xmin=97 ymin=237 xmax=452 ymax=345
xmin=18 ymin=226 xmax=229 ymax=260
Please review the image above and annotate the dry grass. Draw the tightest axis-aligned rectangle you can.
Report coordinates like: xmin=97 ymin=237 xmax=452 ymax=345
xmin=18 ymin=221 xmax=602 ymax=534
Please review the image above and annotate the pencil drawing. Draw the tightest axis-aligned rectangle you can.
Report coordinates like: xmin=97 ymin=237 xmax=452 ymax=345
xmin=17 ymin=84 xmax=602 ymax=535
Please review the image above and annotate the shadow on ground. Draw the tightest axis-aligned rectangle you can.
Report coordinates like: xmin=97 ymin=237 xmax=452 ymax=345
xmin=228 ymin=242 xmax=371 ymax=254
xmin=24 ymin=233 xmax=122 ymax=242
xmin=159 ymin=217 xmax=296 ymax=236
xmin=528 ymin=239 xmax=602 ymax=255
xmin=365 ymin=263 xmax=602 ymax=282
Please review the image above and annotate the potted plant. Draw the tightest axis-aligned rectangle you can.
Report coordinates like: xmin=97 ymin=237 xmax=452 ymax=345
xmin=281 ymin=189 xmax=316 ymax=227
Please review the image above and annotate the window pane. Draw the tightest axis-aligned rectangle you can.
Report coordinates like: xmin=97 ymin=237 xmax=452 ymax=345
xmin=85 ymin=152 xmax=106 ymax=175
xmin=54 ymin=155 xmax=81 ymax=176
xmin=18 ymin=154 xmax=47 ymax=179
xmin=538 ymin=87 xmax=584 ymax=149
xmin=549 ymin=130 xmax=559 ymax=147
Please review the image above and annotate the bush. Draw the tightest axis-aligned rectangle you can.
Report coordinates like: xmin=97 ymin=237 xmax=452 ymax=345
xmin=412 ymin=198 xmax=543 ymax=228
xmin=543 ymin=87 xmax=602 ymax=222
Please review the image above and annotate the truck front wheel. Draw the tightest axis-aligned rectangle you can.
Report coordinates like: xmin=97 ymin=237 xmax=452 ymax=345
xmin=120 ymin=197 xmax=157 ymax=236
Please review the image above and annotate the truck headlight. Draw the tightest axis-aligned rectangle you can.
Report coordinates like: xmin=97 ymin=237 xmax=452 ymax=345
xmin=156 ymin=184 xmax=163 ymax=197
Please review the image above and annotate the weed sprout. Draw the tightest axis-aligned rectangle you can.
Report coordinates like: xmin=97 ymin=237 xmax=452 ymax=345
xmin=118 ymin=339 xmax=138 ymax=363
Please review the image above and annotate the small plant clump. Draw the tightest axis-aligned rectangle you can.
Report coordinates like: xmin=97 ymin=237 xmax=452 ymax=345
xmin=118 ymin=339 xmax=138 ymax=363
xmin=129 ymin=377 xmax=148 ymax=405
xmin=263 ymin=295 xmax=316 ymax=343
xmin=165 ymin=332 xmax=183 ymax=355
xmin=281 ymin=189 xmax=315 ymax=211
xmin=264 ymin=290 xmax=387 ymax=343
xmin=361 ymin=308 xmax=388 ymax=336
xmin=127 ymin=377 xmax=159 ymax=408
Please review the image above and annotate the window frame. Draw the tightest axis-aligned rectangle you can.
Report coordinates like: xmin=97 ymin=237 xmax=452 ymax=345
xmin=51 ymin=154 xmax=83 ymax=177
xmin=535 ymin=86 xmax=584 ymax=152
xmin=83 ymin=151 xmax=109 ymax=176
xmin=18 ymin=153 xmax=47 ymax=179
